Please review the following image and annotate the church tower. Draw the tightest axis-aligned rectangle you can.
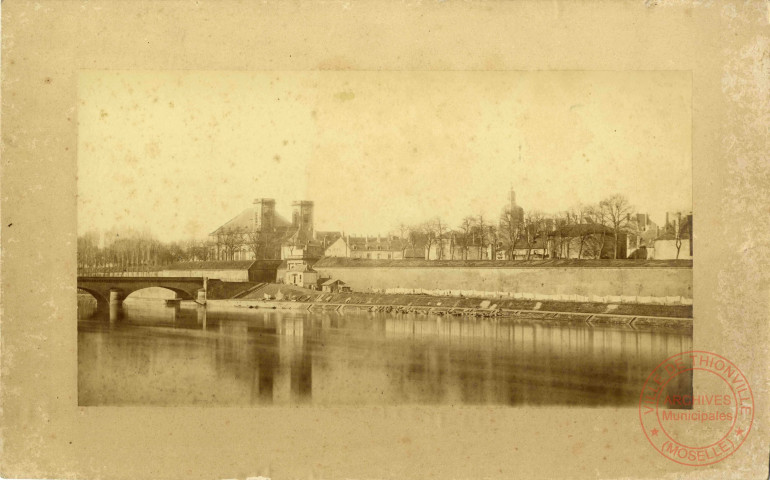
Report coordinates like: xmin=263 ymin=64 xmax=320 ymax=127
xmin=503 ymin=144 xmax=525 ymax=224
xmin=253 ymin=198 xmax=275 ymax=232
xmin=291 ymin=200 xmax=314 ymax=243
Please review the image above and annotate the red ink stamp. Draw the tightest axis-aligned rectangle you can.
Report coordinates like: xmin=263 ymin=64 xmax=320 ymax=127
xmin=639 ymin=350 xmax=754 ymax=466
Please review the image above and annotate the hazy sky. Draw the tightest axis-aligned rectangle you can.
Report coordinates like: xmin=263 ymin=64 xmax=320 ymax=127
xmin=78 ymin=71 xmax=691 ymax=242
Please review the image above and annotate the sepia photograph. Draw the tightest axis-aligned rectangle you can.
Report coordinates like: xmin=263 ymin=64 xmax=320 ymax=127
xmin=5 ymin=1 xmax=770 ymax=478
xmin=76 ymin=70 xmax=694 ymax=407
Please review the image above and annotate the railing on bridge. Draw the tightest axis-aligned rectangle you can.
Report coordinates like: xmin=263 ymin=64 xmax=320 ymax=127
xmin=77 ymin=264 xmax=166 ymax=277
xmin=78 ymin=271 xmax=163 ymax=277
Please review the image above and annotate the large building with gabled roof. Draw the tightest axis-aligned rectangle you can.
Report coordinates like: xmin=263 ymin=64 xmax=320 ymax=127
xmin=209 ymin=198 xmax=330 ymax=261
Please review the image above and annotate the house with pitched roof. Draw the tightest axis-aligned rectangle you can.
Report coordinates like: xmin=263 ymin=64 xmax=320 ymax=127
xmin=495 ymin=238 xmax=549 ymax=260
xmin=652 ymin=214 xmax=692 ymax=259
xmin=324 ymin=235 xmax=408 ymax=260
xmin=284 ymin=262 xmax=319 ymax=288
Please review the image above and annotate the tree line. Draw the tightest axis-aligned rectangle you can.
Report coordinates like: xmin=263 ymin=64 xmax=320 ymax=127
xmin=78 ymin=193 xmax=665 ymax=270
xmin=77 ymin=225 xmax=287 ymax=272
xmin=390 ymin=193 xmax=638 ymax=260
xmin=77 ymin=232 xmax=214 ymax=273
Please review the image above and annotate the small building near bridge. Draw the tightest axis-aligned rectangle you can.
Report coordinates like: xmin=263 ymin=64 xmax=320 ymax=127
xmin=284 ymin=263 xmax=319 ymax=289
xmin=321 ymin=279 xmax=350 ymax=293
xmin=160 ymin=260 xmax=281 ymax=282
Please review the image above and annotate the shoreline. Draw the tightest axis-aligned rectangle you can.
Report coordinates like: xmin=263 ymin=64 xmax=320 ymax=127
xmin=203 ymin=298 xmax=692 ymax=331
xmin=78 ymin=292 xmax=693 ymax=330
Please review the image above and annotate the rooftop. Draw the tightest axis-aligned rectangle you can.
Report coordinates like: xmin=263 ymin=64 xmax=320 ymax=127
xmin=209 ymin=207 xmax=292 ymax=235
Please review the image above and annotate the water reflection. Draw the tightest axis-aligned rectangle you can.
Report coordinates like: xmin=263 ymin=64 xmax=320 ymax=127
xmin=78 ymin=297 xmax=692 ymax=406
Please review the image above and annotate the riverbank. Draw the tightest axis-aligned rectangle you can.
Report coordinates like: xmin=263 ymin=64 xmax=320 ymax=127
xmin=203 ymin=299 xmax=691 ymax=331
xmin=79 ymin=282 xmax=693 ymax=330
xmin=237 ymin=283 xmax=690 ymax=315
xmin=203 ymin=282 xmax=692 ymax=331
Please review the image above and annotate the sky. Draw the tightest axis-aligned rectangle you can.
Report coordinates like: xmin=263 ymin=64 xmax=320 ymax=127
xmin=78 ymin=70 xmax=692 ymax=242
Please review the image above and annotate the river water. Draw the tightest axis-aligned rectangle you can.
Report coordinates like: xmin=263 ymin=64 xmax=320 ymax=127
xmin=78 ymin=297 xmax=692 ymax=406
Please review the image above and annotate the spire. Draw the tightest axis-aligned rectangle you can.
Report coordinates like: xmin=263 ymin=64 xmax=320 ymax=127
xmin=510 ymin=143 xmax=521 ymax=211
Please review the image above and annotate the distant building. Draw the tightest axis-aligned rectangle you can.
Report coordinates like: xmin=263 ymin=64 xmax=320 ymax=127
xmin=653 ymin=213 xmax=692 ymax=259
xmin=283 ymin=258 xmax=319 ymax=288
xmin=315 ymin=230 xmax=344 ymax=250
xmin=548 ymin=224 xmax=628 ymax=259
xmin=652 ymin=237 xmax=692 ymax=259
xmin=321 ymin=279 xmax=350 ymax=293
xmin=280 ymin=235 xmax=324 ymax=262
xmin=496 ymin=238 xmax=548 ymax=260
xmin=324 ymin=235 xmax=407 ymax=260
xmin=290 ymin=200 xmax=315 ymax=244
xmin=210 ymin=198 xmax=339 ymax=262
xmin=324 ymin=236 xmax=352 ymax=258
xmin=500 ymin=187 xmax=524 ymax=227
xmin=665 ymin=210 xmax=692 ymax=236
xmin=626 ymin=213 xmax=660 ymax=259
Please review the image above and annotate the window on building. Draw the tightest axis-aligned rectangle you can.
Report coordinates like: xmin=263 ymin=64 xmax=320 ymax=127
xmin=366 ymin=253 xmax=371 ymax=259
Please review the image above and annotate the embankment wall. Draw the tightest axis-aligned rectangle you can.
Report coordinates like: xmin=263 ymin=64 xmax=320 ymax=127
xmin=313 ymin=265 xmax=692 ymax=299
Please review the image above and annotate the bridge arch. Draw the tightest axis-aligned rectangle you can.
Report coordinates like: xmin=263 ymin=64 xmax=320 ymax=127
xmin=77 ymin=286 xmax=109 ymax=313
xmin=123 ymin=286 xmax=197 ymax=301
xmin=77 ymin=277 xmax=211 ymax=311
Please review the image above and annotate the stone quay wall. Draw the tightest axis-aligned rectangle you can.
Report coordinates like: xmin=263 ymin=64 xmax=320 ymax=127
xmin=312 ymin=261 xmax=692 ymax=304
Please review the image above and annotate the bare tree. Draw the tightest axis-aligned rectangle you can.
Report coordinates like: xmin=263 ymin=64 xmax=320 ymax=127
xmin=422 ymin=220 xmax=439 ymax=260
xmin=548 ymin=212 xmax=568 ymax=259
xmin=599 ymin=194 xmax=634 ymax=259
xmin=584 ymin=204 xmax=608 ymax=258
xmin=675 ymin=234 xmax=682 ymax=259
xmin=577 ymin=225 xmax=595 ymax=259
xmin=458 ymin=216 xmax=475 ymax=260
xmin=243 ymin=227 xmax=280 ymax=260
xmin=244 ymin=229 xmax=266 ymax=260
xmin=434 ymin=217 xmax=448 ymax=260
xmin=486 ymin=224 xmax=499 ymax=260
xmin=523 ymin=211 xmax=547 ymax=260
xmin=406 ymin=225 xmax=422 ymax=259
xmin=77 ymin=234 xmax=100 ymax=273
xmin=565 ymin=203 xmax=595 ymax=259
xmin=394 ymin=223 xmax=411 ymax=258
xmin=674 ymin=216 xmax=691 ymax=259
xmin=217 ymin=227 xmax=246 ymax=261
xmin=500 ymin=209 xmax=523 ymax=260
xmin=476 ymin=214 xmax=487 ymax=259
xmin=396 ymin=223 xmax=410 ymax=242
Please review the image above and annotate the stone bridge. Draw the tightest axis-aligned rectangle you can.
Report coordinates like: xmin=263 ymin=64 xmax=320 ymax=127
xmin=77 ymin=276 xmax=219 ymax=311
